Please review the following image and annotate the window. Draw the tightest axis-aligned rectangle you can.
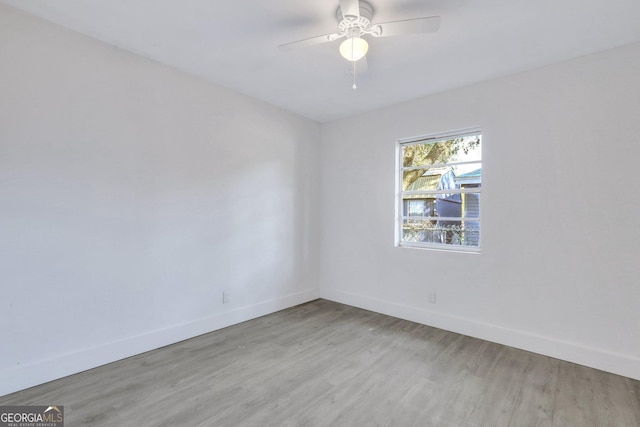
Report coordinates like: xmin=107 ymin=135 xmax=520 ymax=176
xmin=396 ymin=129 xmax=482 ymax=251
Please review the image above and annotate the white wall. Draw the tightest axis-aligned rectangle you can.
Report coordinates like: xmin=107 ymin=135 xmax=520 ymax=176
xmin=2 ymin=3 xmax=639 ymax=397
xmin=0 ymin=4 xmax=320 ymax=395
xmin=320 ymin=42 xmax=640 ymax=380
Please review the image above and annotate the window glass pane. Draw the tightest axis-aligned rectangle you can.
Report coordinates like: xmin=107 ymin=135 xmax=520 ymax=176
xmin=401 ymin=218 xmax=480 ymax=247
xmin=402 ymin=199 xmax=437 ymax=217
xmin=401 ymin=137 xmax=481 ymax=191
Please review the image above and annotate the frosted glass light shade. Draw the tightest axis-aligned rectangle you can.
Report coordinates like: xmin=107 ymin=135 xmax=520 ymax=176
xmin=339 ymin=37 xmax=368 ymax=61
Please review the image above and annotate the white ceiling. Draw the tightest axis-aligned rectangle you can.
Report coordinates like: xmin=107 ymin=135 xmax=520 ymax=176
xmin=3 ymin=0 xmax=640 ymax=122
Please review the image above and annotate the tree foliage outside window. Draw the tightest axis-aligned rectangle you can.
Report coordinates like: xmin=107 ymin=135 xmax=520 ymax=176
xmin=397 ymin=130 xmax=482 ymax=251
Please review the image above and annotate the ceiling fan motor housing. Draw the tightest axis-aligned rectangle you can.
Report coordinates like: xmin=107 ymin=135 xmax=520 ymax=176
xmin=337 ymin=1 xmax=379 ymax=37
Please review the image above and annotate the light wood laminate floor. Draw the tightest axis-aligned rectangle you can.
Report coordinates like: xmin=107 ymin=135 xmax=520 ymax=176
xmin=2 ymin=299 xmax=639 ymax=426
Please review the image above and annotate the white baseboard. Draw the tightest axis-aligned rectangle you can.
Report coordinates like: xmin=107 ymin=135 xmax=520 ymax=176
xmin=0 ymin=288 xmax=319 ymax=397
xmin=320 ymin=289 xmax=640 ymax=381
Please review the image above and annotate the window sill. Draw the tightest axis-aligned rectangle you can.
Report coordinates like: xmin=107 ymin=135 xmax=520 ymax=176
xmin=396 ymin=242 xmax=481 ymax=254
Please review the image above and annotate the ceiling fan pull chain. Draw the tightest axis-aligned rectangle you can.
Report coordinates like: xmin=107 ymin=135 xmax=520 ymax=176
xmin=352 ymin=60 xmax=357 ymax=89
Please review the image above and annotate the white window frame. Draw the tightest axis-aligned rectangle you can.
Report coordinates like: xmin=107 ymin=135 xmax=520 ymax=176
xmin=395 ymin=128 xmax=482 ymax=253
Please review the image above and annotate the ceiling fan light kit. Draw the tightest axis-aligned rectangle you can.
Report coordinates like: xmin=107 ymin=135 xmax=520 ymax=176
xmin=278 ymin=0 xmax=441 ymax=87
xmin=339 ymin=35 xmax=368 ymax=62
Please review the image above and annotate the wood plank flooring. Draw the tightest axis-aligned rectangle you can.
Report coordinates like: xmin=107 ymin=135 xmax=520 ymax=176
xmin=1 ymin=299 xmax=639 ymax=426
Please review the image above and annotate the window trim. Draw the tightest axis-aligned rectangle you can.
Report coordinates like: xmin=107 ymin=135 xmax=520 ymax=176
xmin=395 ymin=127 xmax=482 ymax=253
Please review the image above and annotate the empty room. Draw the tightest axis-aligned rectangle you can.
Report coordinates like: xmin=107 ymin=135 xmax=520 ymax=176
xmin=1 ymin=0 xmax=639 ymax=426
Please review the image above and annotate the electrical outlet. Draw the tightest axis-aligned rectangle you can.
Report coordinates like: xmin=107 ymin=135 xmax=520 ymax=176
xmin=428 ymin=292 xmax=437 ymax=304
xmin=223 ymin=290 xmax=230 ymax=304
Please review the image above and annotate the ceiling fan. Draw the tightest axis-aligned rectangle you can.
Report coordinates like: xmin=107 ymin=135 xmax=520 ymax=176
xmin=278 ymin=0 xmax=441 ymax=88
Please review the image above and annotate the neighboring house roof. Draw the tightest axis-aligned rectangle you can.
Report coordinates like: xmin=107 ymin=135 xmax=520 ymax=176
xmin=456 ymin=168 xmax=482 ymax=179
xmin=405 ymin=175 xmax=441 ymax=192
xmin=455 ymin=168 xmax=482 ymax=185
xmin=404 ymin=169 xmax=461 ymax=202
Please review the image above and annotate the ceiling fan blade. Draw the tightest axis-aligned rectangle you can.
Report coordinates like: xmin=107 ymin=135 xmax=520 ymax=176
xmin=373 ymin=16 xmax=441 ymax=37
xmin=339 ymin=0 xmax=361 ymax=18
xmin=278 ymin=33 xmax=342 ymax=52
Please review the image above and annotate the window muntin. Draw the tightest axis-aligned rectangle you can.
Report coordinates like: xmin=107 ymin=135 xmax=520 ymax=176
xmin=396 ymin=130 xmax=482 ymax=251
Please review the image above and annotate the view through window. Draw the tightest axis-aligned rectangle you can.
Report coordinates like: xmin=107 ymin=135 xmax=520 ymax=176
xmin=396 ymin=129 xmax=482 ymax=251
